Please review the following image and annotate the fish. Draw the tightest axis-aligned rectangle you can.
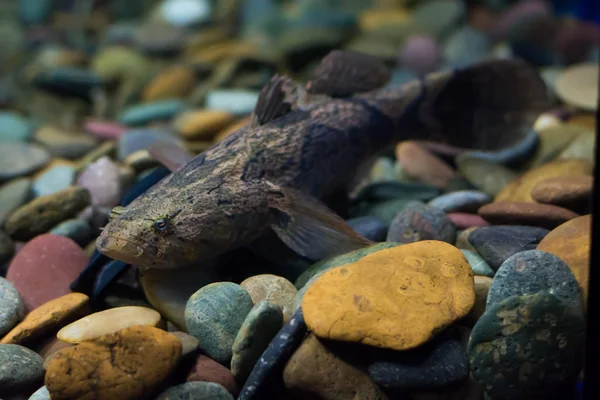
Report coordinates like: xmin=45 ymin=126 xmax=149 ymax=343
xmin=95 ymin=50 xmax=551 ymax=270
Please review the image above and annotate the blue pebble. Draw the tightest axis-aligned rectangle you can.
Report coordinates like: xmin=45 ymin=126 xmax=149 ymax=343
xmin=205 ymin=90 xmax=260 ymax=116
xmin=0 ymin=112 xmax=34 ymax=142
xmin=428 ymin=190 xmax=491 ymax=213
xmin=50 ymin=219 xmax=93 ymax=247
xmin=32 ymin=165 xmax=75 ymax=198
xmin=347 ymin=216 xmax=388 ymax=242
xmin=118 ymin=99 xmax=186 ymax=126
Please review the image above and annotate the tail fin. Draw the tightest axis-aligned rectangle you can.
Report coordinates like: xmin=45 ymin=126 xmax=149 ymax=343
xmin=416 ymin=58 xmax=552 ymax=153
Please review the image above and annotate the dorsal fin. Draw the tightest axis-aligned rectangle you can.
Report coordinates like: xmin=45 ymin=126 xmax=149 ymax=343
xmin=250 ymin=74 xmax=294 ymax=128
xmin=306 ymin=50 xmax=392 ymax=98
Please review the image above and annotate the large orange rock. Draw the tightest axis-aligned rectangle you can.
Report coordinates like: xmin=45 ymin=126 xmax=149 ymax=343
xmin=537 ymin=214 xmax=591 ymax=305
xmin=45 ymin=326 xmax=182 ymax=400
xmin=302 ymin=241 xmax=475 ymax=351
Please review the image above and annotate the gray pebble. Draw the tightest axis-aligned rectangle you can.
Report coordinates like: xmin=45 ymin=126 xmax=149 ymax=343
xmin=0 ymin=178 xmax=32 ymax=226
xmin=0 ymin=277 xmax=24 ymax=336
xmin=49 ymin=218 xmax=93 ymax=247
xmin=0 ymin=142 xmax=50 ymax=181
xmin=29 ymin=385 xmax=51 ymax=400
xmin=0 ymin=344 xmax=44 ymax=392
xmin=156 ymin=381 xmax=234 ymax=400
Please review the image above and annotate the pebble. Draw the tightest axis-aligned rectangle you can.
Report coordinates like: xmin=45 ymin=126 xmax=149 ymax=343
xmin=0 ymin=142 xmax=50 ymax=181
xmin=386 ymin=203 xmax=456 ymax=244
xmin=352 ymin=181 xmax=440 ymax=204
xmin=478 ymin=201 xmax=580 ymax=230
xmin=448 ymin=213 xmax=490 ymax=229
xmin=161 ymin=0 xmax=212 ymax=26
xmin=117 ymin=128 xmax=182 ymax=161
xmin=29 ymin=386 xmax=51 ymax=400
xmin=495 ymin=159 xmax=593 ymax=203
xmin=531 ymin=175 xmax=593 ymax=212
xmin=0 ymin=344 xmax=44 ymax=393
xmin=464 ymin=276 xmax=493 ymax=326
xmin=187 ymin=355 xmax=239 ymax=396
xmin=283 ymin=333 xmax=387 ymax=399
xmin=31 ymin=164 xmax=75 ymax=198
xmin=554 ymin=62 xmax=598 ymax=111
xmin=57 ymin=306 xmax=162 ymax=343
xmin=303 ymin=241 xmax=474 ymax=351
xmin=45 ymin=326 xmax=182 ymax=400
xmin=537 ymin=214 xmax=591 ymax=305
xmin=34 ymin=126 xmax=98 ymax=160
xmin=0 ymin=229 xmax=16 ymax=264
xmin=428 ymin=190 xmax=491 ymax=213
xmin=398 ymin=34 xmax=441 ymax=75
xmin=173 ymin=110 xmax=236 ymax=140
xmin=5 ymin=235 xmax=89 ymax=311
xmin=118 ymin=99 xmax=187 ymax=126
xmin=231 ymin=301 xmax=283 ymax=382
xmin=0 ymin=112 xmax=33 ymax=142
xmin=185 ymin=282 xmax=254 ymax=365
xmin=84 ymin=119 xmax=127 ymax=141
xmin=526 ymin=124 xmax=585 ymax=168
xmin=467 ymin=225 xmax=550 ymax=271
xmin=487 ymin=250 xmax=582 ymax=310
xmin=347 ymin=216 xmax=388 ymax=242
xmin=469 ymin=293 xmax=585 ymax=400
xmin=366 ymin=334 xmax=470 ymax=390
xmin=461 ymin=249 xmax=495 ymax=278
xmin=4 ymin=186 xmax=91 ymax=241
xmin=157 ymin=381 xmax=234 ymax=400
xmin=444 ymin=25 xmax=492 ymax=67
xmin=134 ymin=22 xmax=187 ymax=54
xmin=0 ymin=277 xmax=24 ymax=337
xmin=171 ymin=331 xmax=199 ymax=358
xmin=0 ymin=178 xmax=31 ymax=225
xmin=395 ymin=141 xmax=455 ymax=189
xmin=350 ymin=199 xmax=424 ymax=225
xmin=76 ymin=156 xmax=123 ymax=208
xmin=237 ymin=308 xmax=307 ymax=400
xmin=557 ymin=130 xmax=596 ymax=164
xmin=205 ymin=89 xmax=260 ymax=115
xmin=456 ymin=155 xmax=518 ymax=197
xmin=142 ymin=64 xmax=197 ymax=102
xmin=240 ymin=274 xmax=297 ymax=322
xmin=48 ymin=218 xmax=92 ymax=246
xmin=1 ymin=293 xmax=89 ymax=345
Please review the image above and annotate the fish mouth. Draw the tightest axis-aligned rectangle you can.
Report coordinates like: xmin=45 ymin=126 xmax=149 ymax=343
xmin=96 ymin=234 xmax=156 ymax=265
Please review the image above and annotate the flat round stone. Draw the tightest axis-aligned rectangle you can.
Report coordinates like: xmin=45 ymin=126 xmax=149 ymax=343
xmin=302 ymin=241 xmax=475 ymax=351
xmin=555 ymin=62 xmax=598 ymax=111
xmin=469 ymin=293 xmax=585 ymax=400
xmin=428 ymin=190 xmax=491 ymax=213
xmin=187 ymin=354 xmax=239 ymax=397
xmin=185 ymin=282 xmax=254 ymax=365
xmin=387 ymin=203 xmax=456 ymax=244
xmin=49 ymin=219 xmax=93 ymax=247
xmin=0 ymin=277 xmax=24 ymax=337
xmin=456 ymin=154 xmax=518 ymax=197
xmin=173 ymin=110 xmax=236 ymax=140
xmin=448 ymin=212 xmax=490 ymax=229
xmin=0 ymin=178 xmax=32 ymax=225
xmin=0 ymin=142 xmax=50 ymax=181
xmin=240 ymin=275 xmax=297 ymax=323
xmin=32 ymin=164 xmax=75 ymax=198
xmin=143 ymin=64 xmax=197 ymax=102
xmin=478 ymin=201 xmax=579 ymax=230
xmin=395 ymin=141 xmax=455 ymax=189
xmin=461 ymin=249 xmax=494 ymax=277
xmin=34 ymin=126 xmax=98 ymax=159
xmin=0 ymin=343 xmax=44 ymax=392
xmin=57 ymin=306 xmax=162 ymax=343
xmin=347 ymin=216 xmax=388 ymax=242
xmin=530 ymin=175 xmax=593 ymax=211
xmin=487 ymin=250 xmax=582 ymax=309
xmin=156 ymin=381 xmax=233 ymax=400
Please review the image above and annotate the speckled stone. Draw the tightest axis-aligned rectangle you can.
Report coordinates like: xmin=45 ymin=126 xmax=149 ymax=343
xmin=156 ymin=382 xmax=234 ymax=400
xmin=185 ymin=282 xmax=254 ymax=365
xmin=187 ymin=355 xmax=239 ymax=396
xmin=32 ymin=165 xmax=75 ymax=198
xmin=386 ymin=203 xmax=456 ymax=244
xmin=478 ymin=201 xmax=579 ymax=230
xmin=237 ymin=308 xmax=307 ymax=400
xmin=530 ymin=176 xmax=593 ymax=213
xmin=0 ymin=277 xmax=24 ymax=337
xmin=461 ymin=249 xmax=495 ymax=278
xmin=4 ymin=186 xmax=91 ymax=241
xmin=240 ymin=275 xmax=296 ymax=323
xmin=231 ymin=301 xmax=283 ymax=382
xmin=49 ymin=219 xmax=93 ymax=247
xmin=487 ymin=250 xmax=582 ymax=310
xmin=0 ymin=344 xmax=44 ymax=392
xmin=0 ymin=142 xmax=50 ymax=181
xmin=0 ymin=178 xmax=31 ymax=225
xmin=468 ymin=226 xmax=550 ymax=271
xmin=347 ymin=216 xmax=388 ymax=242
xmin=428 ymin=191 xmax=491 ymax=213
xmin=469 ymin=293 xmax=585 ymax=400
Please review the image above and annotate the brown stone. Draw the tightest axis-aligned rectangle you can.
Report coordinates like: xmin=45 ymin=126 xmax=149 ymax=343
xmin=463 ymin=276 xmax=492 ymax=326
xmin=240 ymin=274 xmax=297 ymax=322
xmin=186 ymin=354 xmax=239 ymax=396
xmin=45 ymin=326 xmax=182 ymax=400
xmin=173 ymin=110 xmax=236 ymax=140
xmin=35 ymin=336 xmax=75 ymax=368
xmin=302 ymin=241 xmax=475 ymax=351
xmin=567 ymin=113 xmax=596 ymax=130
xmin=1 ymin=293 xmax=89 ymax=345
xmin=531 ymin=175 xmax=593 ymax=212
xmin=495 ymin=159 xmax=593 ymax=202
xmin=478 ymin=201 xmax=580 ymax=230
xmin=396 ymin=141 xmax=455 ymax=189
xmin=142 ymin=65 xmax=196 ymax=102
xmin=537 ymin=214 xmax=591 ymax=305
xmin=283 ymin=334 xmax=387 ymax=399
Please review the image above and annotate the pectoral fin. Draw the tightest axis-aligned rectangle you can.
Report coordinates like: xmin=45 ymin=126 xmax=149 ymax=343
xmin=147 ymin=141 xmax=195 ymax=172
xmin=265 ymin=183 xmax=374 ymax=261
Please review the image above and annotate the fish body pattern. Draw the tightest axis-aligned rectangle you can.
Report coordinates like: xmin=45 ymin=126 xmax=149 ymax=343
xmin=97 ymin=52 xmax=550 ymax=269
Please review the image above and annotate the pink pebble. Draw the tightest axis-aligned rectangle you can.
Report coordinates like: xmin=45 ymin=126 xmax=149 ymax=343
xmin=84 ymin=119 xmax=128 ymax=140
xmin=448 ymin=213 xmax=490 ymax=229
xmin=398 ymin=34 xmax=441 ymax=75
xmin=76 ymin=156 xmax=122 ymax=208
xmin=6 ymin=234 xmax=88 ymax=312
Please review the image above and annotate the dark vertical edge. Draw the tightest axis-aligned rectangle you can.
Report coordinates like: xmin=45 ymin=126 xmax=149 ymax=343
xmin=583 ymin=53 xmax=600 ymax=399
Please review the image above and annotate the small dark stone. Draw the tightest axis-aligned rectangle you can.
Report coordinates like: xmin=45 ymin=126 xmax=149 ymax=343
xmin=386 ymin=203 xmax=456 ymax=244
xmin=347 ymin=216 xmax=388 ymax=242
xmin=156 ymin=381 xmax=234 ymax=400
xmin=469 ymin=293 xmax=585 ymax=400
xmin=32 ymin=67 xmax=105 ymax=101
xmin=237 ymin=308 xmax=307 ymax=400
xmin=352 ymin=181 xmax=440 ymax=204
xmin=487 ymin=250 xmax=582 ymax=309
xmin=349 ymin=199 xmax=424 ymax=225
xmin=0 ymin=229 xmax=15 ymax=265
xmin=468 ymin=225 xmax=550 ymax=271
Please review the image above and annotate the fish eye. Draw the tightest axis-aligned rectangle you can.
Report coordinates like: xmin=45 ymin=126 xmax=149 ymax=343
xmin=154 ymin=218 xmax=170 ymax=234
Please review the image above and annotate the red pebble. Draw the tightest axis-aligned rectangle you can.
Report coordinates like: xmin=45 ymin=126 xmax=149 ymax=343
xmin=187 ymin=354 xmax=240 ymax=396
xmin=6 ymin=234 xmax=88 ymax=312
xmin=448 ymin=213 xmax=490 ymax=229
xmin=84 ymin=119 xmax=128 ymax=140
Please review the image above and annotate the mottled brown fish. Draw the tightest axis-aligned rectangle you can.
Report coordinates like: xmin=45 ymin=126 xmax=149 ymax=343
xmin=97 ymin=50 xmax=550 ymax=269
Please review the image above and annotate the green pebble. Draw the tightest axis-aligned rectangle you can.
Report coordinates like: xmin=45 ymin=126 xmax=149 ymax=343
xmin=461 ymin=249 xmax=495 ymax=278
xmin=118 ymin=99 xmax=186 ymax=126
xmin=456 ymin=154 xmax=518 ymax=197
xmin=185 ymin=282 xmax=254 ymax=366
xmin=49 ymin=219 xmax=93 ymax=247
xmin=156 ymin=382 xmax=234 ymax=400
xmin=0 ymin=112 xmax=33 ymax=142
xmin=231 ymin=301 xmax=284 ymax=382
